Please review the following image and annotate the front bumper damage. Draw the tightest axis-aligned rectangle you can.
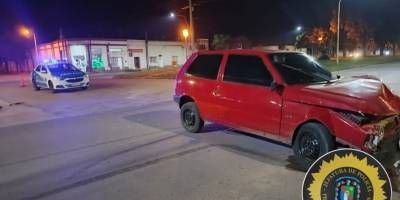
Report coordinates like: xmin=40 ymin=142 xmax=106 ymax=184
xmin=373 ymin=133 xmax=400 ymax=191
xmin=363 ymin=115 xmax=400 ymax=191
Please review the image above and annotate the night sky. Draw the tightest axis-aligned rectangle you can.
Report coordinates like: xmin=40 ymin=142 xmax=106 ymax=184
xmin=1 ymin=0 xmax=400 ymax=58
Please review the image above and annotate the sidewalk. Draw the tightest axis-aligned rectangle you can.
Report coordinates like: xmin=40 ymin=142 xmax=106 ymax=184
xmin=0 ymin=73 xmax=30 ymax=83
xmin=88 ymin=71 xmax=135 ymax=79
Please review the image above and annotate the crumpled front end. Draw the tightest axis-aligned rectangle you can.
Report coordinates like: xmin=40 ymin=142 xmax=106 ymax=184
xmin=362 ymin=114 xmax=400 ymax=191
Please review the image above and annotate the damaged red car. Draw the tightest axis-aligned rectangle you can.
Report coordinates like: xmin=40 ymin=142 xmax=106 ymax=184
xmin=174 ymin=50 xmax=400 ymax=171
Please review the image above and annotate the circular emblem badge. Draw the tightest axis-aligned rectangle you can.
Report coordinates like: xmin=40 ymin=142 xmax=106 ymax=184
xmin=302 ymin=149 xmax=392 ymax=200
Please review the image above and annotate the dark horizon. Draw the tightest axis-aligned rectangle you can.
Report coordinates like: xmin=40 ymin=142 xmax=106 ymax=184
xmin=1 ymin=0 xmax=400 ymax=59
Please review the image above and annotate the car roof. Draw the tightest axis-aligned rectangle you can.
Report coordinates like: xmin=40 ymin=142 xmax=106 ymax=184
xmin=197 ymin=49 xmax=302 ymax=55
xmin=41 ymin=61 xmax=71 ymax=66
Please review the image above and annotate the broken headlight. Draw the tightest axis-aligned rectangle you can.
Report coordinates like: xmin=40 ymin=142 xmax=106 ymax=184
xmin=336 ymin=110 xmax=377 ymax=125
xmin=364 ymin=129 xmax=385 ymax=152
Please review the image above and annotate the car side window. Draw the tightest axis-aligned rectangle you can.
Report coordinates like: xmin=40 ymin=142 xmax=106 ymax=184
xmin=186 ymin=54 xmax=223 ymax=80
xmin=223 ymin=55 xmax=273 ymax=86
xmin=35 ymin=66 xmax=41 ymax=72
xmin=41 ymin=66 xmax=48 ymax=73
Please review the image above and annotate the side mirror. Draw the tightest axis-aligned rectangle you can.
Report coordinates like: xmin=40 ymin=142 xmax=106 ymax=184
xmin=270 ymin=81 xmax=284 ymax=92
xmin=336 ymin=74 xmax=341 ymax=79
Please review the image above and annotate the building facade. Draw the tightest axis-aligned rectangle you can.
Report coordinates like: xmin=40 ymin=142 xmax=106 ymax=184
xmin=37 ymin=38 xmax=208 ymax=72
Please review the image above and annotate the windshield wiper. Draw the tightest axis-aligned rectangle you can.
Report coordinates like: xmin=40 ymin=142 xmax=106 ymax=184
xmin=280 ymin=63 xmax=332 ymax=83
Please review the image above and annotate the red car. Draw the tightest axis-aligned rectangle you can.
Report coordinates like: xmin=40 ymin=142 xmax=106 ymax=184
xmin=174 ymin=49 xmax=400 ymax=169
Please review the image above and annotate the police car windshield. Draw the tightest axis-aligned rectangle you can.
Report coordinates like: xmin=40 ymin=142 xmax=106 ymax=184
xmin=47 ymin=63 xmax=80 ymax=74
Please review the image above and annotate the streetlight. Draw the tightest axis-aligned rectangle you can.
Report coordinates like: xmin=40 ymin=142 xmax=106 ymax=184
xmin=169 ymin=11 xmax=191 ymax=53
xmin=170 ymin=0 xmax=195 ymax=51
xmin=169 ymin=12 xmax=189 ymax=28
xmin=336 ymin=0 xmax=343 ymax=64
xmin=182 ymin=29 xmax=189 ymax=39
xmin=182 ymin=29 xmax=189 ymax=58
xmin=294 ymin=26 xmax=304 ymax=49
xmin=18 ymin=25 xmax=39 ymax=64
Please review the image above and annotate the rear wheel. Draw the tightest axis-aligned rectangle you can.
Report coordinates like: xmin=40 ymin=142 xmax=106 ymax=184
xmin=293 ymin=123 xmax=334 ymax=170
xmin=180 ymin=102 xmax=204 ymax=133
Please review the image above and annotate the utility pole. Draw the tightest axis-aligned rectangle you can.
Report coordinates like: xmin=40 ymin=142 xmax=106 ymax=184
xmin=145 ymin=31 xmax=149 ymax=70
xmin=336 ymin=0 xmax=343 ymax=64
xmin=59 ymin=28 xmax=64 ymax=60
xmin=188 ymin=0 xmax=195 ymax=51
xmin=32 ymin=32 xmax=39 ymax=65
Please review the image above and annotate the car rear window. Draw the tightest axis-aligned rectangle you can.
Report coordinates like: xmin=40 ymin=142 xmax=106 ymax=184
xmin=223 ymin=55 xmax=273 ymax=86
xmin=186 ymin=54 xmax=223 ymax=80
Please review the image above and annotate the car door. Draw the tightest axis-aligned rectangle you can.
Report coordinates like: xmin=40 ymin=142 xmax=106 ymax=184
xmin=216 ymin=54 xmax=283 ymax=136
xmin=33 ymin=65 xmax=46 ymax=87
xmin=184 ymin=53 xmax=224 ymax=123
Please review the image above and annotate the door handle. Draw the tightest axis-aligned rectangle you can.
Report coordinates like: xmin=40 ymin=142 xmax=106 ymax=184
xmin=212 ymin=87 xmax=220 ymax=96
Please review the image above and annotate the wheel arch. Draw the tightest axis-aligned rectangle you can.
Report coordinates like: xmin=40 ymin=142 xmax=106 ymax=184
xmin=179 ymin=95 xmax=195 ymax=108
xmin=290 ymin=119 xmax=335 ymax=146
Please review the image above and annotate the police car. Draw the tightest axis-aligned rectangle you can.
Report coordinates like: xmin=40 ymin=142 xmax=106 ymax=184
xmin=32 ymin=61 xmax=89 ymax=92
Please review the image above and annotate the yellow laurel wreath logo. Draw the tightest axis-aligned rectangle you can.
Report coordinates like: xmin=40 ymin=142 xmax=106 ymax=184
xmin=307 ymin=153 xmax=388 ymax=200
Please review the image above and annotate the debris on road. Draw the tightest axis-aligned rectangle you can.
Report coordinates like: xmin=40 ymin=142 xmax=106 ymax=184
xmin=9 ymin=102 xmax=24 ymax=106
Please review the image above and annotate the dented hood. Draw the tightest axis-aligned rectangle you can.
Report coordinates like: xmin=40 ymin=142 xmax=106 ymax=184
xmin=284 ymin=77 xmax=400 ymax=116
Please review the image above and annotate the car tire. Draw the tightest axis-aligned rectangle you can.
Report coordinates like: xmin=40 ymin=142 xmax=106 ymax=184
xmin=81 ymin=86 xmax=88 ymax=90
xmin=293 ymin=122 xmax=334 ymax=171
xmin=48 ymin=81 xmax=56 ymax=93
xmin=180 ymin=102 xmax=204 ymax=133
xmin=32 ymin=79 xmax=40 ymax=91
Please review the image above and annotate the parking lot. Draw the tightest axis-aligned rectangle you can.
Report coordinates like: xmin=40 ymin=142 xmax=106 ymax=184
xmin=1 ymin=62 xmax=400 ymax=200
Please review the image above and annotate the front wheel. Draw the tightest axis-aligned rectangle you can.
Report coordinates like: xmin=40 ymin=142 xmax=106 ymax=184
xmin=32 ymin=79 xmax=40 ymax=91
xmin=48 ymin=81 xmax=56 ymax=93
xmin=293 ymin=123 xmax=334 ymax=171
xmin=180 ymin=102 xmax=204 ymax=133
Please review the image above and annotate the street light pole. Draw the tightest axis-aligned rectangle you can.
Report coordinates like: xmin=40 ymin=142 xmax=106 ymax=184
xmin=188 ymin=0 xmax=195 ymax=51
xmin=32 ymin=31 xmax=39 ymax=63
xmin=182 ymin=29 xmax=189 ymax=59
xmin=336 ymin=0 xmax=343 ymax=64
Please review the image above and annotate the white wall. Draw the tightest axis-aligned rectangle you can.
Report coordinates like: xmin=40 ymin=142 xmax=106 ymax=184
xmin=127 ymin=40 xmax=187 ymax=69
xmin=148 ymin=41 xmax=186 ymax=67
xmin=40 ymin=39 xmax=188 ymax=71
xmin=69 ymin=45 xmax=88 ymax=72
xmin=127 ymin=40 xmax=147 ymax=69
xmin=108 ymin=46 xmax=129 ymax=69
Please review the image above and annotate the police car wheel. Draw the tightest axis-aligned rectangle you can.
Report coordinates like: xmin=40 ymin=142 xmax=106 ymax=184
xmin=48 ymin=81 xmax=56 ymax=93
xmin=32 ymin=80 xmax=40 ymax=91
xmin=81 ymin=86 xmax=88 ymax=90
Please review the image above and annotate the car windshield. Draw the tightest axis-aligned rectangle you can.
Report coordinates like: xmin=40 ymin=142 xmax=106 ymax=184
xmin=47 ymin=63 xmax=80 ymax=74
xmin=269 ymin=53 xmax=333 ymax=85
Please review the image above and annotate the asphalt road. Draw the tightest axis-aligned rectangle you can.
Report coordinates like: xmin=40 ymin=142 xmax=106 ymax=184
xmin=0 ymin=62 xmax=399 ymax=200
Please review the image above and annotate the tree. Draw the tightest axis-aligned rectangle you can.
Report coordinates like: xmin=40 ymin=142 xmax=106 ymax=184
xmin=295 ymin=32 xmax=307 ymax=48
xmin=303 ymin=27 xmax=330 ymax=56
xmin=307 ymin=27 xmax=329 ymax=48
xmin=231 ymin=36 xmax=252 ymax=49
xmin=366 ymin=38 xmax=378 ymax=55
xmin=329 ymin=11 xmax=370 ymax=57
xmin=212 ymin=34 xmax=231 ymax=50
